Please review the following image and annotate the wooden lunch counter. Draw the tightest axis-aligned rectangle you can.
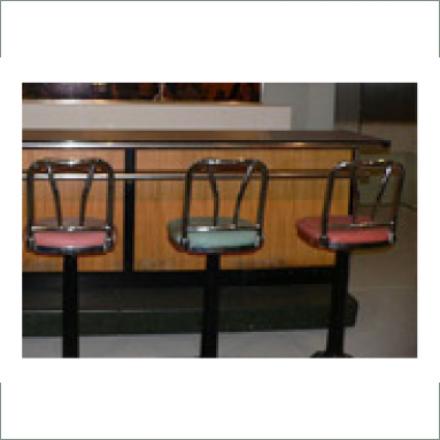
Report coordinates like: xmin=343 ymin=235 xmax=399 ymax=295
xmin=22 ymin=130 xmax=389 ymax=273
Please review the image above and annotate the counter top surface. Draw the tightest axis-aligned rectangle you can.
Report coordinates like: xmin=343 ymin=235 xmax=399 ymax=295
xmin=23 ymin=129 xmax=390 ymax=147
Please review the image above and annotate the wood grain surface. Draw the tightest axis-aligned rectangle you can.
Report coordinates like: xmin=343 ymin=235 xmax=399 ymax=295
xmin=134 ymin=148 xmax=351 ymax=271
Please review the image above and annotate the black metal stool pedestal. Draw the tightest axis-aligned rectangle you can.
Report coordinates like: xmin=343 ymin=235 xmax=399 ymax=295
xmin=201 ymin=254 xmax=220 ymax=357
xmin=62 ymin=254 xmax=79 ymax=358
xmin=312 ymin=251 xmax=352 ymax=358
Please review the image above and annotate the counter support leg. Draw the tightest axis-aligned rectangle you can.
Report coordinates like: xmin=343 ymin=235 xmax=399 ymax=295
xmin=123 ymin=148 xmax=136 ymax=273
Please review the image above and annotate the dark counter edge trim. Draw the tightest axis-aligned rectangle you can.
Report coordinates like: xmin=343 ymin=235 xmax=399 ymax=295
xmin=22 ymin=142 xmax=391 ymax=150
xmin=23 ymin=267 xmax=334 ymax=289
xmin=22 ymin=130 xmax=391 ymax=147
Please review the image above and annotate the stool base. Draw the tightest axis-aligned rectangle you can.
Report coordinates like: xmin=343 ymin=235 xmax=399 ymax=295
xmin=311 ymin=350 xmax=353 ymax=358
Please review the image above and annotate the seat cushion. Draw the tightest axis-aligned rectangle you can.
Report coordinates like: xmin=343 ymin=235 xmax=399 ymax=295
xmin=168 ymin=217 xmax=261 ymax=253
xmin=29 ymin=217 xmax=111 ymax=254
xmin=296 ymin=216 xmax=392 ymax=250
xmin=33 ymin=230 xmax=108 ymax=251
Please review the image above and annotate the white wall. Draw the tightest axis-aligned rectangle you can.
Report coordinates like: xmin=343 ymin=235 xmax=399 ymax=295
xmin=22 ymin=101 xmax=291 ymax=131
xmin=262 ymin=83 xmax=336 ymax=129
xmin=23 ymin=84 xmax=338 ymax=131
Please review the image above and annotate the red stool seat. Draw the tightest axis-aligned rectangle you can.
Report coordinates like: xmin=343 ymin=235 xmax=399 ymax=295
xmin=296 ymin=215 xmax=392 ymax=249
xmin=34 ymin=230 xmax=107 ymax=250
xmin=29 ymin=217 xmax=111 ymax=254
xmin=294 ymin=160 xmax=404 ymax=357
xmin=25 ymin=158 xmax=116 ymax=357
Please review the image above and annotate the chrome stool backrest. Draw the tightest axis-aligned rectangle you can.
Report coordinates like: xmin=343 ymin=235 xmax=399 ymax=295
xmin=26 ymin=158 xmax=115 ymax=253
xmin=180 ymin=158 xmax=269 ymax=249
xmin=320 ymin=159 xmax=405 ymax=246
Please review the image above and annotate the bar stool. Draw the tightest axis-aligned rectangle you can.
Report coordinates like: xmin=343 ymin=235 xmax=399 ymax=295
xmin=25 ymin=159 xmax=115 ymax=358
xmin=168 ymin=158 xmax=269 ymax=357
xmin=296 ymin=159 xmax=405 ymax=357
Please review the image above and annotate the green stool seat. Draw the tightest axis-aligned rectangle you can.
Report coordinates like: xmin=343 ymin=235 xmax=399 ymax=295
xmin=168 ymin=217 xmax=261 ymax=253
xmin=168 ymin=158 xmax=269 ymax=357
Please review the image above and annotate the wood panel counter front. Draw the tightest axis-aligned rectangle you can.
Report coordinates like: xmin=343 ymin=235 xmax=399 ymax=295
xmin=23 ymin=130 xmax=390 ymax=273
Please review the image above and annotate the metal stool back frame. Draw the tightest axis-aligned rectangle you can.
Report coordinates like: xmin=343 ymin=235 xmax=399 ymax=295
xmin=304 ymin=159 xmax=405 ymax=357
xmin=320 ymin=159 xmax=405 ymax=250
xmin=173 ymin=158 xmax=269 ymax=357
xmin=25 ymin=158 xmax=115 ymax=357
xmin=180 ymin=158 xmax=269 ymax=253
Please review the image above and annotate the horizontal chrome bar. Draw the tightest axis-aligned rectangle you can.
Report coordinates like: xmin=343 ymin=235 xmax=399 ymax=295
xmin=22 ymin=170 xmax=332 ymax=181
xmin=22 ymin=141 xmax=363 ymax=151
xmin=187 ymin=224 xmax=259 ymax=232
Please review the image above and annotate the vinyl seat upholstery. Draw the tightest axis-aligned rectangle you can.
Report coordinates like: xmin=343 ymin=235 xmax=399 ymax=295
xmin=28 ymin=217 xmax=112 ymax=254
xmin=168 ymin=216 xmax=261 ymax=253
xmin=296 ymin=215 xmax=392 ymax=249
xmin=33 ymin=230 xmax=107 ymax=250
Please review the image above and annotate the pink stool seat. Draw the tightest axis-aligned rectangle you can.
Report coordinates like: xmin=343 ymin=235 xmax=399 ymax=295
xmin=30 ymin=217 xmax=111 ymax=253
xmin=296 ymin=215 xmax=392 ymax=249
xmin=34 ymin=230 xmax=107 ymax=251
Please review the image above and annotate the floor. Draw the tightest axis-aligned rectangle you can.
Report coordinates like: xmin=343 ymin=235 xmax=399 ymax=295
xmin=23 ymin=207 xmax=417 ymax=358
